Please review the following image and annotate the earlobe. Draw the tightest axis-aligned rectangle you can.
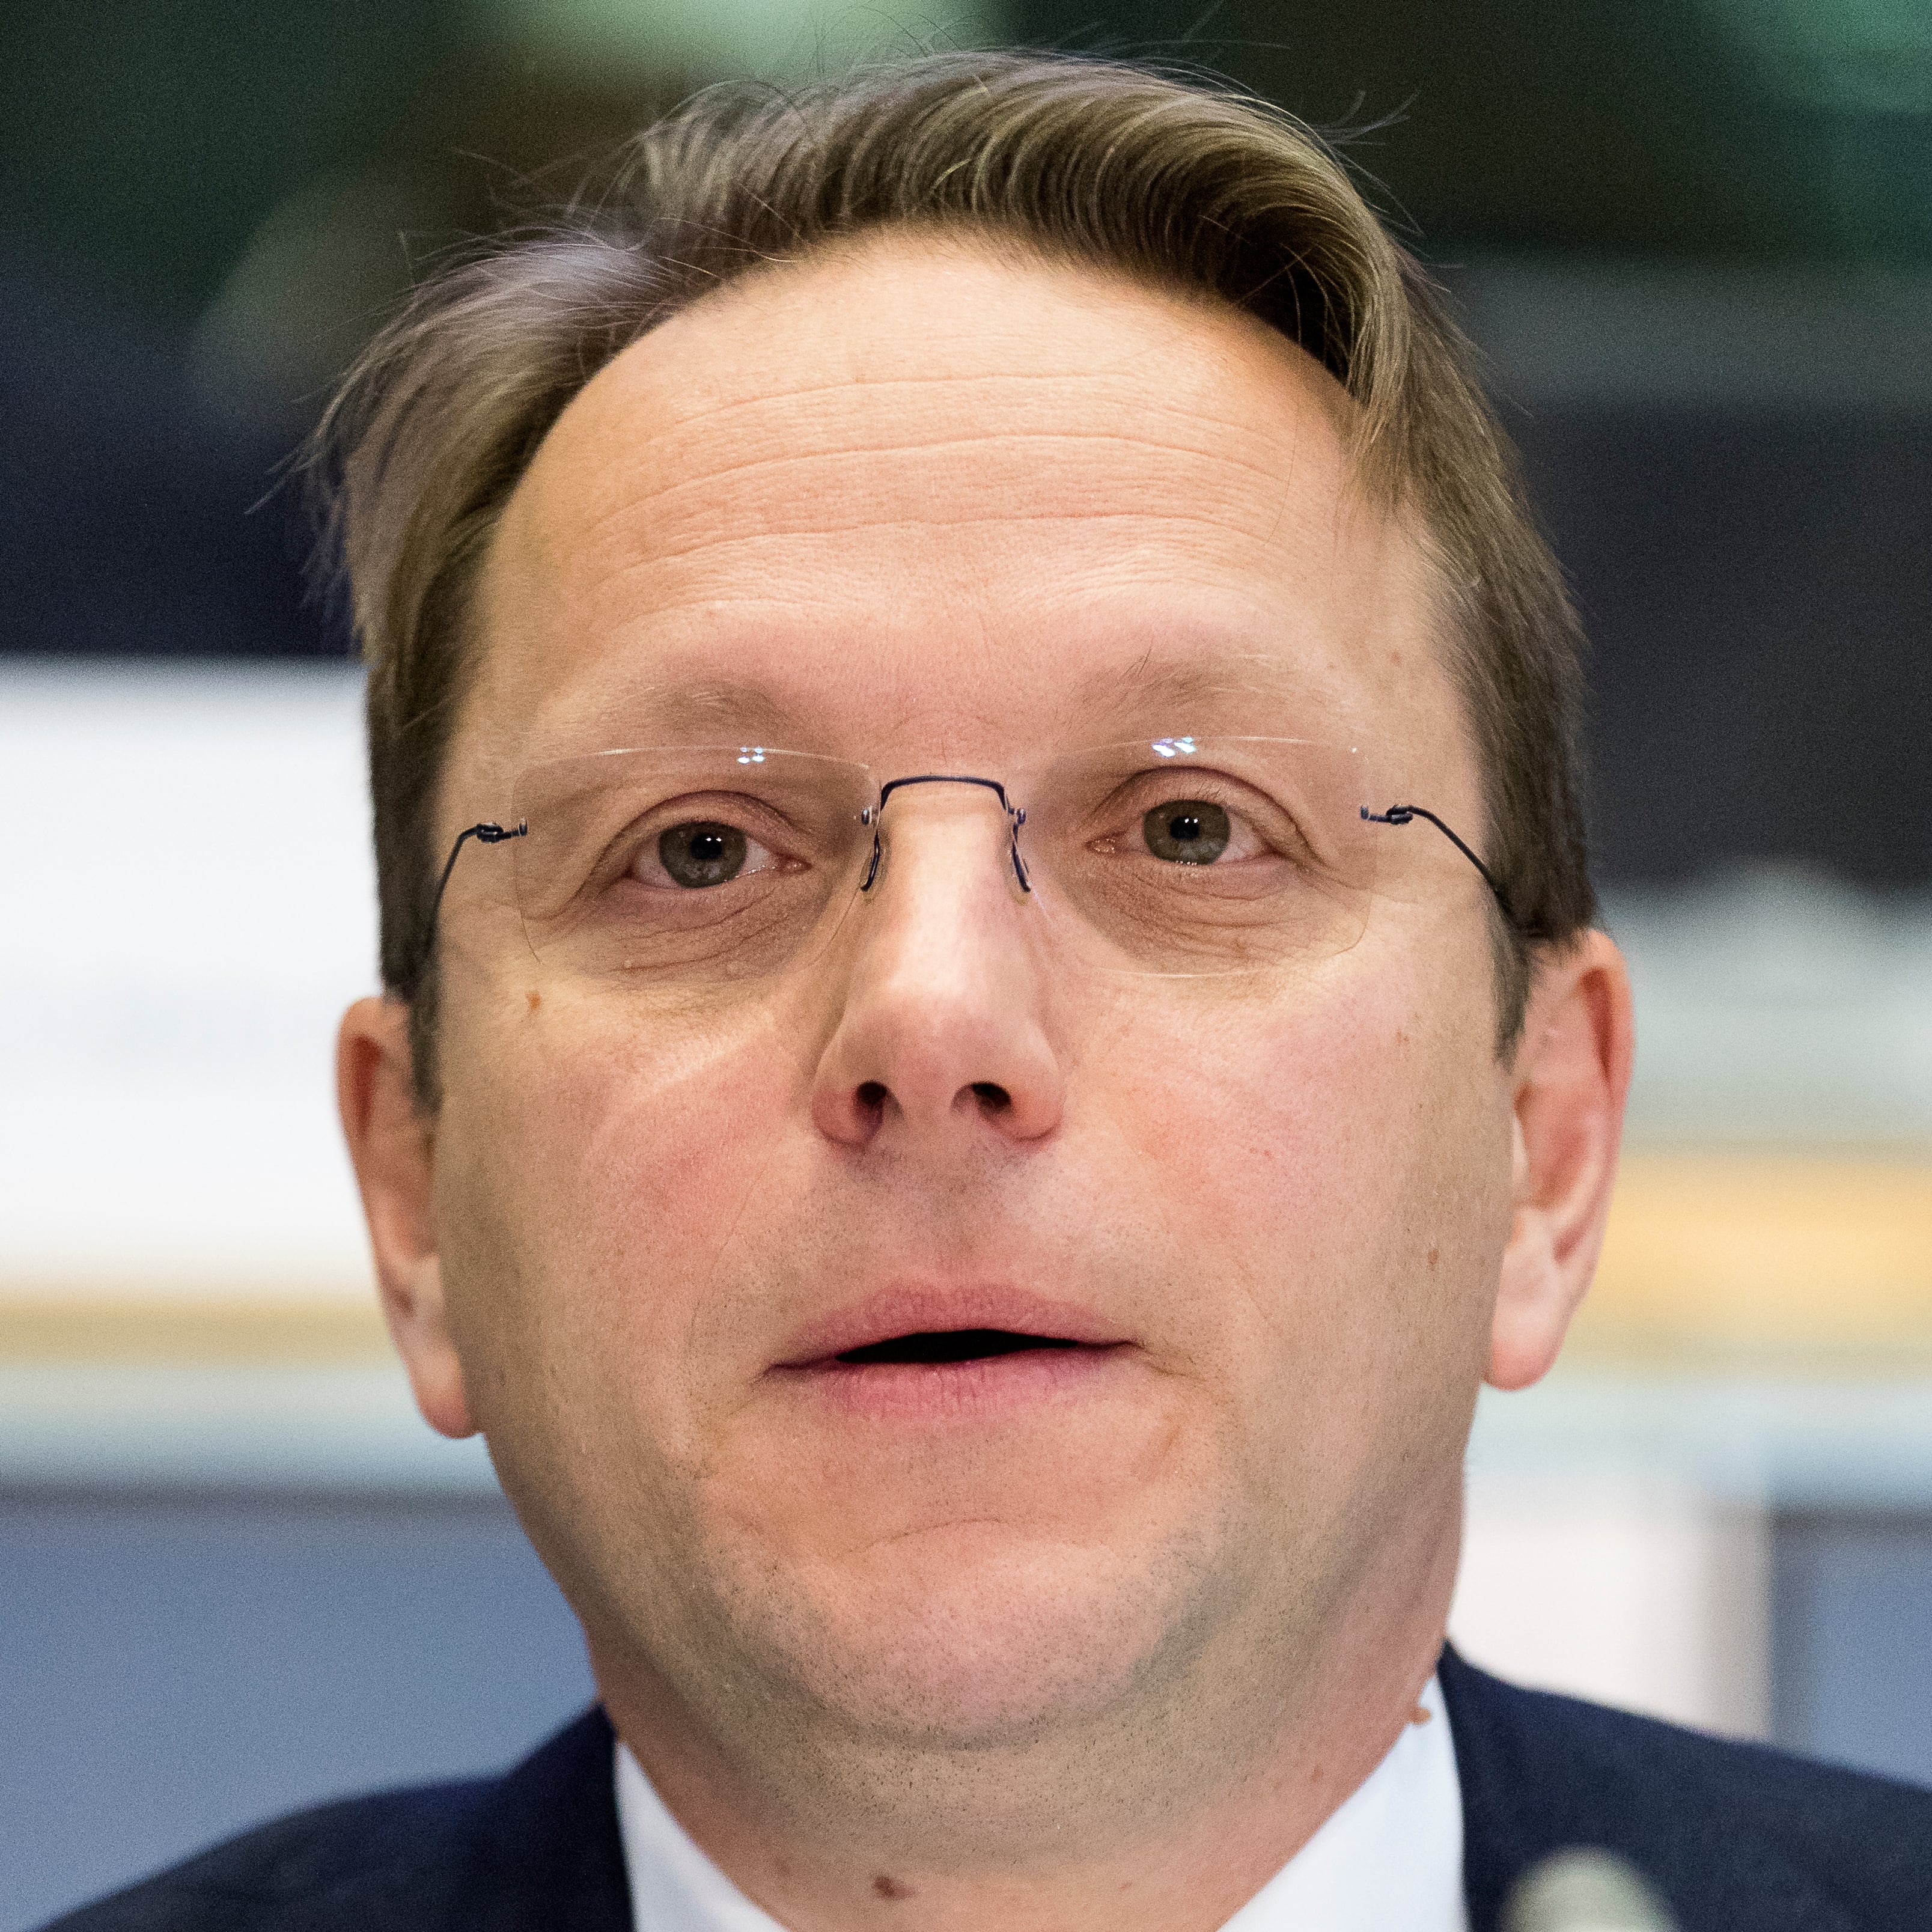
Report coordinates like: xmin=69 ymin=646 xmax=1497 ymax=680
xmin=337 ymin=997 xmax=477 ymax=1438
xmin=1487 ymin=930 xmax=1634 ymax=1392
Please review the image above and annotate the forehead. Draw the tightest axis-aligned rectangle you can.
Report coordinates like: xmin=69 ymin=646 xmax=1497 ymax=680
xmin=466 ymin=232 xmax=1455 ymax=773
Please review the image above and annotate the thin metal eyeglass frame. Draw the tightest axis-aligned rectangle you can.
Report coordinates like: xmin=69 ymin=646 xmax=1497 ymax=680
xmin=1359 ymin=804 xmax=1516 ymax=925
xmin=415 ymin=782 xmax=1516 ymax=983
xmin=417 ymin=819 xmax=527 ymax=982
xmin=861 ymin=774 xmax=1030 ymax=893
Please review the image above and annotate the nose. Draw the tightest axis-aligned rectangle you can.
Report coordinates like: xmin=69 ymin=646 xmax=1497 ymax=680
xmin=811 ymin=785 xmax=1064 ymax=1150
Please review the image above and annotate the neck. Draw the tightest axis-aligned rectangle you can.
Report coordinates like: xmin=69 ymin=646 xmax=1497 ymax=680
xmin=591 ymin=1501 xmax=1462 ymax=1932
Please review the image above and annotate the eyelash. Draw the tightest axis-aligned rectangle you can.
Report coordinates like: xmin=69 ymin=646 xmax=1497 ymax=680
xmin=629 ymin=829 xmax=785 ymax=888
xmin=581 ymin=778 xmax=1309 ymax=892
xmin=596 ymin=800 xmax=797 ymax=892
xmin=1093 ymin=783 xmax=1291 ymax=862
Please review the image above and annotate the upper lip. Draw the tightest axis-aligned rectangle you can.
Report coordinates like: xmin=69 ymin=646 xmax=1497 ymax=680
xmin=773 ymin=1284 xmax=1131 ymax=1368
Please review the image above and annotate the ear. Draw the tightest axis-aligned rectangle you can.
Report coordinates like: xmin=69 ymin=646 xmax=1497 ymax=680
xmin=1487 ymin=928 xmax=1635 ymax=1392
xmin=337 ymin=996 xmax=475 ymax=1437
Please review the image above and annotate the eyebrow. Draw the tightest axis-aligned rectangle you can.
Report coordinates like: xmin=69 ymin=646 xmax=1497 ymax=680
xmin=559 ymin=675 xmax=821 ymax=750
xmin=1061 ymin=649 xmax=1293 ymax=734
xmin=554 ymin=641 xmax=1324 ymax=758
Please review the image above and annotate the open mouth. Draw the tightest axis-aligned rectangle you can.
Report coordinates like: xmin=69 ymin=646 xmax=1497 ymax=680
xmin=772 ymin=1292 xmax=1129 ymax=1402
xmin=833 ymin=1329 xmax=1086 ymax=1367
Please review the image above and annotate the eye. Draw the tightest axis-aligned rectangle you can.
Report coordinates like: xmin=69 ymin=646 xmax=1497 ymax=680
xmin=645 ymin=820 xmax=773 ymax=889
xmin=1141 ymin=800 xmax=1232 ymax=864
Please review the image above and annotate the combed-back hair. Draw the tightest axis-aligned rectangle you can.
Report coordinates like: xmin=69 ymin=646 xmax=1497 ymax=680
xmin=312 ymin=49 xmax=1595 ymax=1100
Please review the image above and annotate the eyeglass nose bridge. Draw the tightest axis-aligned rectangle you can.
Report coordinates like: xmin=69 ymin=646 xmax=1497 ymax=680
xmin=859 ymin=773 xmax=1031 ymax=894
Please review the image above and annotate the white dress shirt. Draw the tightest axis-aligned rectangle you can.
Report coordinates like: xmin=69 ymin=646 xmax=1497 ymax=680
xmin=615 ymin=1675 xmax=1467 ymax=1931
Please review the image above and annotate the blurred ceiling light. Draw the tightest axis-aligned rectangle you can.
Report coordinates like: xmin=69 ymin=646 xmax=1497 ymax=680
xmin=1700 ymin=0 xmax=1931 ymax=254
xmin=189 ymin=5 xmax=1008 ymax=436
xmin=1703 ymin=0 xmax=1932 ymax=114
xmin=189 ymin=173 xmax=423 ymax=437
xmin=475 ymin=0 xmax=1008 ymax=82
xmin=1504 ymin=1848 xmax=1677 ymax=1931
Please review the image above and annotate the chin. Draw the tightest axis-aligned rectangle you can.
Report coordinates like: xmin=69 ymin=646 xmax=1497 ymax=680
xmin=695 ymin=1513 xmax=1236 ymax=1748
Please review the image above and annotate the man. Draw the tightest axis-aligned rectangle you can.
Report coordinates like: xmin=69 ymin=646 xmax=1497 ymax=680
xmin=54 ymin=50 xmax=1930 ymax=1932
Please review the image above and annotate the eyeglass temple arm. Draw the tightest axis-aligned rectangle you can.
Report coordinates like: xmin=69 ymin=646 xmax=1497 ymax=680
xmin=419 ymin=820 xmax=529 ymax=976
xmin=1361 ymin=805 xmax=1516 ymax=928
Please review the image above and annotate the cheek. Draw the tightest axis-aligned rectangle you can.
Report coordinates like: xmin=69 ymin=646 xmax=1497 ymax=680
xmin=1097 ymin=975 xmax=1397 ymax=1266
xmin=1096 ymin=963 xmax=1505 ymax=1404
xmin=440 ymin=989 xmax=812 ymax=1412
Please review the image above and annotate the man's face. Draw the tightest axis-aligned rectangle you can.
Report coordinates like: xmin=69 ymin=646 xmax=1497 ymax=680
xmin=424 ymin=237 xmax=1515 ymax=1772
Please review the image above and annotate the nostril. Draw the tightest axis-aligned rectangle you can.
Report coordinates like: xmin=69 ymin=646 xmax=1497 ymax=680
xmin=969 ymin=1080 xmax=1011 ymax=1114
xmin=856 ymin=1080 xmax=888 ymax=1113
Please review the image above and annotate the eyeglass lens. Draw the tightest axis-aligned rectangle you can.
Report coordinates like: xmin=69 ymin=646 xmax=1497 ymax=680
xmin=489 ymin=738 xmax=1384 ymax=991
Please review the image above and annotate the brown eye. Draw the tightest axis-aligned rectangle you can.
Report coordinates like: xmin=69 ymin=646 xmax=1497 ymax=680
xmin=658 ymin=821 xmax=748 ymax=888
xmin=1142 ymin=800 xmax=1231 ymax=864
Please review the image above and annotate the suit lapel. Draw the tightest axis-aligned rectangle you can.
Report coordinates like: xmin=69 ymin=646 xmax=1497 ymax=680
xmin=1442 ymin=1648 xmax=1855 ymax=1932
xmin=446 ymin=1705 xmax=633 ymax=1932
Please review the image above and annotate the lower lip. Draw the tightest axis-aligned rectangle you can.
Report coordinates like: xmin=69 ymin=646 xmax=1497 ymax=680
xmin=768 ymin=1344 xmax=1133 ymax=1419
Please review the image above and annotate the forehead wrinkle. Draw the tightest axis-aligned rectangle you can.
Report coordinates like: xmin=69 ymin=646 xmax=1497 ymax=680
xmin=564 ymin=424 xmax=1316 ymax=562
xmin=584 ymin=364 xmax=1227 ymax=439
xmin=591 ymin=365 xmax=1327 ymax=453
xmin=476 ymin=237 xmax=1443 ymax=790
xmin=584 ymin=510 xmax=1312 ymax=592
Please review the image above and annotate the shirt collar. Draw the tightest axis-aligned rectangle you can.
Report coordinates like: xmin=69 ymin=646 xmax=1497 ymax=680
xmin=1220 ymin=1672 xmax=1467 ymax=1932
xmin=615 ymin=1674 xmax=1465 ymax=1932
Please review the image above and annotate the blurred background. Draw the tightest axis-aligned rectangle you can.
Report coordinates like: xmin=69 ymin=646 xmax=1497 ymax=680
xmin=3 ymin=1 xmax=1929 ymax=1923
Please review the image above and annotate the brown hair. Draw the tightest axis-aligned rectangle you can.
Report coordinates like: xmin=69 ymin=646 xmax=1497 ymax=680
xmin=312 ymin=49 xmax=1594 ymax=1097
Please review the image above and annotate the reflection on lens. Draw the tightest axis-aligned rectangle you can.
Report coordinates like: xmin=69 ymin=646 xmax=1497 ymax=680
xmin=658 ymin=821 xmax=747 ymax=887
xmin=1142 ymin=800 xmax=1230 ymax=864
xmin=508 ymin=739 xmax=1373 ymax=981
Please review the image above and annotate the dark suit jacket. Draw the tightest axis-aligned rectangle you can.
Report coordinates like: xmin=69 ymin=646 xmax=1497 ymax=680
xmin=44 ymin=1648 xmax=1932 ymax=1930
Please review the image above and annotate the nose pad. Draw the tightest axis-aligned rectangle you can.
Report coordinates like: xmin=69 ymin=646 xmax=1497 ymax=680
xmin=860 ymin=775 xmax=1029 ymax=894
xmin=859 ymin=821 xmax=1028 ymax=893
xmin=1008 ymin=809 xmax=1031 ymax=891
xmin=814 ymin=776 xmax=1061 ymax=1149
